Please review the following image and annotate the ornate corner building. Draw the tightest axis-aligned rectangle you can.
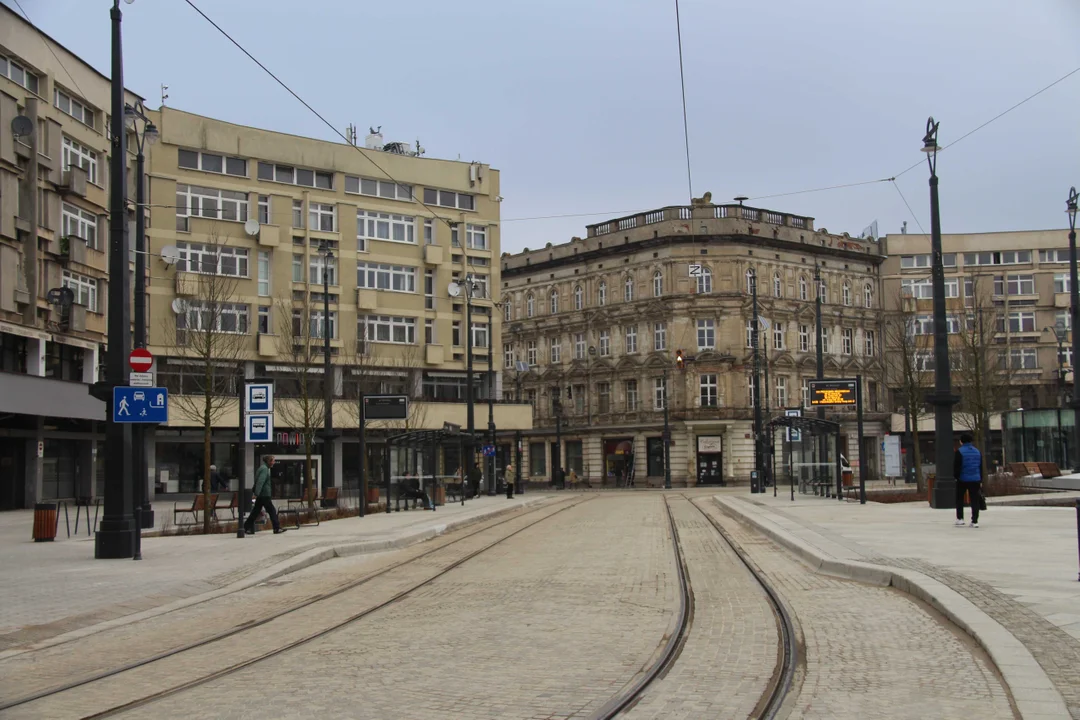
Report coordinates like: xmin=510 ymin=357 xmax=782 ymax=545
xmin=501 ymin=203 xmax=890 ymax=487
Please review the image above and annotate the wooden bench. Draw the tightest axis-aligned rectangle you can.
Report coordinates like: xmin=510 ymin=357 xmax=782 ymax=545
xmin=280 ymin=488 xmax=321 ymax=528
xmin=174 ymin=493 xmax=218 ymax=525
xmin=214 ymin=491 xmax=238 ymax=520
xmin=1037 ymin=462 xmax=1062 ymax=479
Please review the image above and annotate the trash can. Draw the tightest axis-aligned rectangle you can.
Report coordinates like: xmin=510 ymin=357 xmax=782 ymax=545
xmin=433 ymin=485 xmax=446 ymax=507
xmin=842 ymin=469 xmax=854 ymax=487
xmin=927 ymin=474 xmax=936 ymax=504
xmin=32 ymin=503 xmax=58 ymax=542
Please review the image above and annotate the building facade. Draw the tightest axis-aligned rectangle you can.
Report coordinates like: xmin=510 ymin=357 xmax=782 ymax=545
xmin=501 ymin=202 xmax=889 ymax=487
xmin=0 ymin=6 xmax=142 ymax=508
xmin=144 ymin=108 xmax=527 ymax=496
xmin=880 ymin=229 xmax=1077 ymax=468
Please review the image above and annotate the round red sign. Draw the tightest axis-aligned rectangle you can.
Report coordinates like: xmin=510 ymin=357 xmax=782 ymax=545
xmin=129 ymin=347 xmax=153 ymax=372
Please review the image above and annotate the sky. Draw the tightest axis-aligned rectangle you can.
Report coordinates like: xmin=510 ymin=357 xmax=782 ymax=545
xmin=8 ymin=0 xmax=1080 ymax=252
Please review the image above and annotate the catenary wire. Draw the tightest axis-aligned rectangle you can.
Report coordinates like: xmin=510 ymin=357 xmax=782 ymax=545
xmin=180 ymin=0 xmax=460 ymax=232
xmin=674 ymin=0 xmax=694 ymax=203
xmin=891 ymin=179 xmax=927 ymax=235
xmin=11 ymin=0 xmax=90 ymax=101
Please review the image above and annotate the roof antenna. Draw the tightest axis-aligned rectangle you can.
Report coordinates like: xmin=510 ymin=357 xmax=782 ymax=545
xmin=160 ymin=84 xmax=169 ymax=107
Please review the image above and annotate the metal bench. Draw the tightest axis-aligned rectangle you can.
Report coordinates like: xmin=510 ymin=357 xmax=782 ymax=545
xmin=280 ymin=488 xmax=321 ymax=528
xmin=214 ymin=491 xmax=238 ymax=520
xmin=174 ymin=494 xmax=217 ymax=525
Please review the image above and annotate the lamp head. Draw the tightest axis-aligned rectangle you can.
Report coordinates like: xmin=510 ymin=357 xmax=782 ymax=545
xmin=1067 ymin=186 xmax=1078 ymax=224
xmin=921 ymin=116 xmax=940 ymax=154
xmin=144 ymin=122 xmax=159 ymax=145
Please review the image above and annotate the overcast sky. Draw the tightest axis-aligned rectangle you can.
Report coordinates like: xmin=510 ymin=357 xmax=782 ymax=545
xmin=10 ymin=0 xmax=1080 ymax=252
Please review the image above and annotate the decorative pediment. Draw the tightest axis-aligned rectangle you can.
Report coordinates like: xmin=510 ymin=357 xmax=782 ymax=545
xmin=642 ymin=352 xmax=670 ymax=368
xmin=772 ymin=352 xmax=797 ymax=368
xmin=614 ymin=355 xmax=641 ymax=370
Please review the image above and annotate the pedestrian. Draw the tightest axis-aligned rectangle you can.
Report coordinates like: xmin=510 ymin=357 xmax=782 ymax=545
xmin=953 ymin=433 xmax=984 ymax=528
xmin=210 ymin=464 xmax=226 ymax=492
xmin=568 ymin=468 xmax=578 ymax=490
xmin=244 ymin=455 xmax=287 ymax=535
xmin=505 ymin=463 xmax=514 ymax=499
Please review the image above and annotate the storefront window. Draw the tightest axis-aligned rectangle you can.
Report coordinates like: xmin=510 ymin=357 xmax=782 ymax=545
xmin=529 ymin=442 xmax=546 ymax=476
xmin=565 ymin=440 xmax=583 ymax=475
xmin=647 ymin=437 xmax=665 ymax=477
xmin=157 ymin=441 xmax=236 ymax=493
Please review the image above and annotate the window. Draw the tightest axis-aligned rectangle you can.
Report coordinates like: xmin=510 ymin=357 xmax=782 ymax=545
xmin=914 ymin=351 xmax=935 ymax=371
xmin=1039 ymin=249 xmax=1071 ymax=263
xmin=773 ymin=322 xmax=785 ymax=350
xmin=257 ymin=306 xmax=271 ymax=334
xmin=820 ymin=326 xmax=831 ymax=354
xmin=864 ymin=283 xmax=873 ymax=308
xmin=550 ymin=337 xmax=561 ymax=363
xmin=181 ymin=301 xmax=249 ymax=334
xmin=292 ymin=200 xmax=304 ymax=229
xmin=175 ymin=183 xmax=249 ymax=225
xmin=842 ymin=283 xmax=852 ymax=306
xmin=654 ymin=377 xmax=667 ymax=410
xmin=356 ymin=262 xmax=417 ymax=293
xmin=574 ymin=333 xmax=586 ymax=359
xmin=61 ymin=270 xmax=98 ymax=311
xmin=344 ymin=175 xmax=411 ymax=201
xmin=527 ymin=340 xmax=538 ymax=365
xmin=747 ymin=375 xmax=757 ymax=408
xmin=529 ymin=442 xmax=547 ymax=476
xmin=654 ymin=322 xmax=667 ymax=351
xmin=1060 ymin=347 xmax=1074 ymax=368
xmin=257 ymin=251 xmax=271 ymax=296
xmin=598 ymin=383 xmax=611 ymax=413
xmin=598 ymin=282 xmax=607 ymax=306
xmin=964 ymin=250 xmax=1032 ymax=266
xmin=62 ymin=203 xmax=97 ymax=248
xmin=624 ymin=276 xmax=634 ymax=302
xmin=773 ymin=272 xmax=782 ymax=298
xmin=1054 ymin=274 xmax=1072 ymax=293
xmin=599 ymin=330 xmax=610 ymax=356
xmin=912 ymin=314 xmax=961 ymax=335
xmin=574 ymin=285 xmax=583 ymax=310
xmin=625 ymin=379 xmax=639 ymax=411
xmin=625 ymin=325 xmax=638 ymax=353
xmin=697 ymin=319 xmax=715 ymax=350
xmin=1004 ymin=348 xmax=1038 ymax=370
xmin=423 ymin=187 xmax=475 ymax=210
xmin=54 ymin=89 xmax=95 ymax=128
xmin=799 ymin=324 xmax=810 ymax=352
xmin=653 ymin=271 xmax=663 ymax=297
xmin=466 ymin=224 xmax=487 ymax=250
xmin=178 ymin=149 xmax=247 ymax=177
xmin=308 ymin=203 xmax=337 ymax=232
xmin=746 ymin=318 xmax=759 ymax=348
xmin=293 ymin=309 xmax=337 ymax=340
xmin=745 ymin=269 xmax=755 ymax=294
xmin=799 ymin=276 xmax=808 ymax=301
xmin=425 ymin=319 xmax=435 ymax=345
xmin=994 ymin=274 xmax=1035 ymax=296
xmin=62 ymin=137 xmax=98 ymax=185
xmin=699 ymin=374 xmax=718 ymax=407
xmin=258 ymin=162 xmax=333 ymax=189
xmin=309 ymin=254 xmax=337 ymax=286
xmin=176 ymin=241 xmax=249 ymax=277
xmin=775 ymin=376 xmax=787 ymax=407
xmin=902 ymin=277 xmax=959 ymax=299
xmin=526 ymin=294 xmax=535 ymax=318
xmin=356 ymin=209 xmax=416 ymax=245
xmin=292 ymin=255 xmax=303 ymax=282
xmin=802 ymin=380 xmax=811 ymax=408
xmin=257 ymin=195 xmax=270 ymax=225
xmin=472 ymin=323 xmax=489 ymax=349
xmin=1 ymin=53 xmax=39 ymax=93
xmin=818 ymin=278 xmax=827 ymax=303
xmin=504 ymin=300 xmax=512 ymax=322
xmin=361 ymin=315 xmax=416 ymax=344
xmin=1001 ymin=311 xmax=1036 ymax=333
xmin=697 ymin=267 xmax=712 ymax=294
xmin=842 ymin=328 xmax=853 ymax=355
xmin=424 ymin=219 xmax=434 ymax=245
xmin=550 ymin=290 xmax=559 ymax=314
xmin=425 ymin=270 xmax=435 ymax=310
xmin=503 ymin=344 xmax=514 ymax=369
xmin=572 ymin=386 xmax=585 ymax=414
xmin=901 ymin=253 xmax=956 ymax=269
xmin=864 ymin=330 xmax=875 ymax=357
xmin=1056 ymin=310 xmax=1073 ymax=331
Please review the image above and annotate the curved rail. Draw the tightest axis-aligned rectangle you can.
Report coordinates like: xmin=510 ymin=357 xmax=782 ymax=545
xmin=1 ymin=497 xmax=585 ymax=716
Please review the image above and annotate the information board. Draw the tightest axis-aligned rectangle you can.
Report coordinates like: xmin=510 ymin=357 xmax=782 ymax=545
xmin=808 ymin=379 xmax=858 ymax=407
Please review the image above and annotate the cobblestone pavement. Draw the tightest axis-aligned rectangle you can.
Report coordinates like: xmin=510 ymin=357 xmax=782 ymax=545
xmin=110 ymin=495 xmax=679 ymax=720
xmin=621 ymin=495 xmax=777 ymax=720
xmin=706 ymin=501 xmax=1019 ymax=720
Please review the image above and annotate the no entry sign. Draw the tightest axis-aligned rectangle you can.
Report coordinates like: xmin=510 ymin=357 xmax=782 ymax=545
xmin=128 ymin=348 xmax=154 ymax=373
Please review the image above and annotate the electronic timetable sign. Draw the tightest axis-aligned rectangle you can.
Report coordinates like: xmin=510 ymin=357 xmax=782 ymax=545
xmin=808 ymin=379 xmax=858 ymax=407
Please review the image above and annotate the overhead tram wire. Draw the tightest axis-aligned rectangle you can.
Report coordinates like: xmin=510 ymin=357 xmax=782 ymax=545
xmin=890 ymin=180 xmax=927 ymax=236
xmin=674 ymin=0 xmax=694 ymax=203
xmin=180 ymin=0 xmax=457 ymax=232
xmin=12 ymin=0 xmax=90 ymax=101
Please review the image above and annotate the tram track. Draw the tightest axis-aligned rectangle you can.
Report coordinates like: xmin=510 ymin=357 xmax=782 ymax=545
xmin=0 ymin=496 xmax=586 ymax=718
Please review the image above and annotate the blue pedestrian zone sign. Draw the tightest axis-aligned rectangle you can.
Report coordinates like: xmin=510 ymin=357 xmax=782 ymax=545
xmin=483 ymin=444 xmax=496 ymax=457
xmin=113 ymin=386 xmax=168 ymax=423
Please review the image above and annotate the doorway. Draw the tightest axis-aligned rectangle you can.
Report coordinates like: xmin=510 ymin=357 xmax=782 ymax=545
xmin=550 ymin=441 xmax=562 ymax=487
xmin=272 ymin=455 xmax=321 ymax=499
xmin=695 ymin=435 xmax=724 ymax=485
xmin=0 ymin=439 xmax=25 ymax=509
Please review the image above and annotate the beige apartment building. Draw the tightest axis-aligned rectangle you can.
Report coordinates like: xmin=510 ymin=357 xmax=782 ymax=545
xmin=0 ymin=5 xmax=143 ymax=508
xmin=501 ymin=201 xmax=889 ymax=487
xmin=144 ymin=108 xmax=528 ymax=496
xmin=880 ymin=229 xmax=1077 ymax=467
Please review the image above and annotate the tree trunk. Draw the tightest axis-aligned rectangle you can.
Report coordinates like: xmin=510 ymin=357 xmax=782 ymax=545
xmin=203 ymin=393 xmax=212 ymax=534
xmin=305 ymin=434 xmax=314 ymax=503
xmin=912 ymin=411 xmax=925 ymax=495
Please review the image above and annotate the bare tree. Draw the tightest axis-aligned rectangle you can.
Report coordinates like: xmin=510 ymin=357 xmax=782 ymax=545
xmin=882 ymin=289 xmax=932 ymax=494
xmin=165 ymin=226 xmax=248 ymax=533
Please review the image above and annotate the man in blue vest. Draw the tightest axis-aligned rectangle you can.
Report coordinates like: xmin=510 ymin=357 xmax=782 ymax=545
xmin=953 ymin=433 xmax=984 ymax=528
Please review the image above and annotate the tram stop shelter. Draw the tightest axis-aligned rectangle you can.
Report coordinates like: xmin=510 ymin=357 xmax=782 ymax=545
xmin=766 ymin=415 xmax=856 ymax=501
xmin=384 ymin=426 xmax=485 ymax=512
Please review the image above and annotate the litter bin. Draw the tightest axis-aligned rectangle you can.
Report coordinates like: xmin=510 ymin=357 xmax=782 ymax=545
xmin=927 ymin=473 xmax=936 ymax=504
xmin=32 ymin=503 xmax=58 ymax=542
xmin=433 ymin=485 xmax=446 ymax=507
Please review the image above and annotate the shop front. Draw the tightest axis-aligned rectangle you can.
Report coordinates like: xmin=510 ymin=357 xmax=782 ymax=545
xmin=603 ymin=437 xmax=634 ymax=487
xmin=696 ymin=435 xmax=724 ymax=485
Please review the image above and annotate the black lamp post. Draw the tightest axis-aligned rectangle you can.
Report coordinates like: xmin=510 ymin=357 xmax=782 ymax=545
xmin=815 ymin=262 xmax=826 ymax=482
xmin=124 ymin=101 xmax=157 ymax=540
xmin=1067 ymin=187 xmax=1080 ymax=471
xmin=318 ymin=240 xmax=336 ymax=495
xmin=463 ymin=272 xmax=477 ymax=496
xmin=750 ymin=267 xmax=763 ymax=493
xmin=514 ymin=360 xmax=528 ymax=494
xmin=486 ymin=355 xmax=496 ymax=495
xmin=662 ymin=367 xmax=672 ymax=489
xmin=923 ymin=117 xmax=958 ymax=509
xmin=1047 ymin=323 xmax=1069 ymax=469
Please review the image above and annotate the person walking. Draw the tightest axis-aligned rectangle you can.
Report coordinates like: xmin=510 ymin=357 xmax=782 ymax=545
xmin=505 ymin=463 xmax=514 ymax=499
xmin=953 ymin=434 xmax=984 ymax=528
xmin=244 ymin=455 xmax=287 ymax=535
xmin=209 ymin=464 xmax=226 ymax=492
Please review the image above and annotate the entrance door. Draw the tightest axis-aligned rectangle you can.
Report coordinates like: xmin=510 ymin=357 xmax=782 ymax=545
xmin=697 ymin=453 xmax=723 ymax=485
xmin=0 ymin=439 xmax=24 ymax=510
xmin=272 ymin=455 xmax=321 ymax=499
xmin=550 ymin=442 xmax=562 ymax=487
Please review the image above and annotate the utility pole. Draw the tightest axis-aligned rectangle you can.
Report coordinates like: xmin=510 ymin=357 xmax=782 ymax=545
xmin=750 ymin=267 xmax=762 ymax=493
xmin=663 ymin=367 xmax=672 ymax=489
xmin=1066 ymin=188 xmax=1080 ymax=471
xmin=319 ymin=241 xmax=336 ymax=496
xmin=815 ymin=261 xmax=826 ymax=487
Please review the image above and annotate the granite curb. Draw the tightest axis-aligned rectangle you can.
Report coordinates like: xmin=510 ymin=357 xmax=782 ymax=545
xmin=715 ymin=495 xmax=1070 ymax=720
xmin=0 ymin=496 xmax=551 ymax=662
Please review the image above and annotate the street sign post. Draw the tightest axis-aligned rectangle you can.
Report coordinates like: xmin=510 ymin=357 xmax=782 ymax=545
xmin=128 ymin=372 xmax=153 ymax=387
xmin=128 ymin=348 xmax=153 ymax=373
xmin=785 ymin=408 xmax=802 ymax=442
xmin=246 ymin=414 xmax=273 ymax=443
xmin=113 ymin=387 xmax=168 ymax=423
xmin=363 ymin=395 xmax=409 ymax=420
xmin=483 ymin=444 xmax=495 ymax=457
xmin=245 ymin=383 xmax=274 ymax=413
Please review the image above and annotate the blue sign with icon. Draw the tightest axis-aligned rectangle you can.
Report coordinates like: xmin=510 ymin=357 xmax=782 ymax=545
xmin=113 ymin=387 xmax=168 ymax=423
xmin=483 ymin=444 xmax=496 ymax=457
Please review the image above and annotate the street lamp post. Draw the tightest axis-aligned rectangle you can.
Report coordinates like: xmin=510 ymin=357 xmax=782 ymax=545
xmin=662 ymin=367 xmax=672 ymax=490
xmin=124 ymin=101 xmax=157 ymax=539
xmin=1048 ymin=323 xmax=1070 ymax=469
xmin=463 ymin=272 xmax=477 ymax=496
xmin=814 ymin=262 xmax=826 ymax=484
xmin=93 ymin=0 xmax=137 ymax=559
xmin=318 ymin=241 xmax=336 ymax=496
xmin=750 ymin=267 xmax=763 ymax=493
xmin=923 ymin=117 xmax=958 ymax=509
xmin=486 ymin=360 xmax=496 ymax=495
xmin=1067 ymin=188 xmax=1080 ymax=471
xmin=514 ymin=361 xmax=529 ymax=494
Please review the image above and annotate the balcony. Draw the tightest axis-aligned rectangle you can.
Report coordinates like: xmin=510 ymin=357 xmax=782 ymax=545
xmin=59 ymin=236 xmax=88 ymax=265
xmin=175 ymin=272 xmax=200 ymax=296
xmin=356 ymin=289 xmax=378 ymax=310
xmin=61 ymin=303 xmax=87 ymax=332
xmin=423 ymin=245 xmax=444 ymax=265
xmin=425 ymin=344 xmax=444 ymax=365
xmin=258 ymin=333 xmax=277 ymax=357
xmin=60 ymin=167 xmax=88 ymax=199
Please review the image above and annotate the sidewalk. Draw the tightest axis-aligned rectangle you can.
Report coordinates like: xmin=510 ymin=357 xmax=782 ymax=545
xmin=718 ymin=490 xmax=1080 ymax=719
xmin=0 ymin=493 xmax=553 ymax=653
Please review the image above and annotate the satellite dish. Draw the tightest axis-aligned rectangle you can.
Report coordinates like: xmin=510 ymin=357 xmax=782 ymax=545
xmin=447 ymin=282 xmax=462 ymax=298
xmin=46 ymin=287 xmax=74 ymax=308
xmin=171 ymin=298 xmax=189 ymax=315
xmin=10 ymin=115 xmax=33 ymax=139
xmin=160 ymin=245 xmax=180 ymax=266
xmin=244 ymin=218 xmax=261 ymax=237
